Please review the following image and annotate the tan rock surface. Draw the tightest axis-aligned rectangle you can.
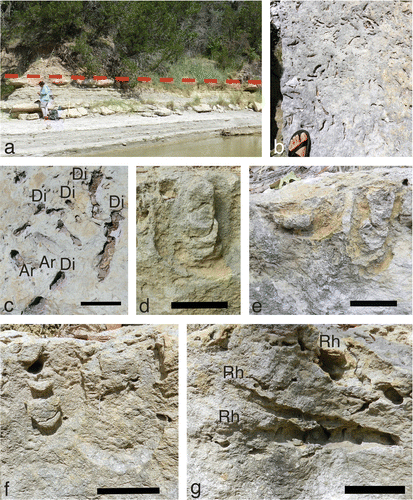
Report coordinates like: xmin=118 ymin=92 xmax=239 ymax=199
xmin=1 ymin=325 xmax=178 ymax=500
xmin=188 ymin=324 xmax=412 ymax=499
xmin=0 ymin=166 xmax=128 ymax=315
xmin=250 ymin=167 xmax=412 ymax=314
xmin=136 ymin=166 xmax=240 ymax=314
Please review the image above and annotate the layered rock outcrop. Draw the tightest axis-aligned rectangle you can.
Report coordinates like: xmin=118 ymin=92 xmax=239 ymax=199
xmin=188 ymin=324 xmax=412 ymax=500
xmin=1 ymin=325 xmax=178 ymax=499
xmin=0 ymin=166 xmax=127 ymax=315
xmin=2 ymin=57 xmax=261 ymax=119
xmin=136 ymin=166 xmax=240 ymax=314
xmin=250 ymin=167 xmax=412 ymax=314
xmin=271 ymin=1 xmax=412 ymax=156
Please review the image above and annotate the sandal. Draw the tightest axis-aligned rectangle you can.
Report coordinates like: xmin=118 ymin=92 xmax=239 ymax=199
xmin=288 ymin=129 xmax=311 ymax=157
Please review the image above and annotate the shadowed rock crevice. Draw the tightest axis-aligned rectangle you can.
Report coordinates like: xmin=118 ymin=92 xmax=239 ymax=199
xmin=26 ymin=357 xmax=44 ymax=374
xmin=317 ymin=349 xmax=348 ymax=380
xmin=88 ymin=168 xmax=104 ymax=218
xmin=188 ymin=324 xmax=412 ymax=499
xmin=49 ymin=270 xmax=65 ymax=290
xmin=97 ymin=210 xmax=125 ymax=281
xmin=250 ymin=167 xmax=412 ymax=314
xmin=22 ymin=296 xmax=46 ymax=315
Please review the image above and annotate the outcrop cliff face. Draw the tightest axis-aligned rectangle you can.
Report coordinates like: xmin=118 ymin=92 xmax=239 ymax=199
xmin=1 ymin=325 xmax=178 ymax=500
xmin=250 ymin=167 xmax=412 ymax=315
xmin=136 ymin=166 xmax=240 ymax=314
xmin=271 ymin=1 xmax=412 ymax=156
xmin=0 ymin=166 xmax=127 ymax=315
xmin=188 ymin=324 xmax=412 ymax=500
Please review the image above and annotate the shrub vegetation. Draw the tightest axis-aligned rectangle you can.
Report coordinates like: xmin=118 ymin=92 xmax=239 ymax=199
xmin=1 ymin=1 xmax=261 ymax=83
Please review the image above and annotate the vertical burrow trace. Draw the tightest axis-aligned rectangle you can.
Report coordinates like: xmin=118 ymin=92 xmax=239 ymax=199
xmin=97 ymin=211 xmax=124 ymax=281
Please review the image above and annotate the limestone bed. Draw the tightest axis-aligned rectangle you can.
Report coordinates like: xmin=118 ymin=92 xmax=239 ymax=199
xmin=188 ymin=324 xmax=412 ymax=500
xmin=0 ymin=166 xmax=128 ymax=315
xmin=271 ymin=0 xmax=412 ymax=156
xmin=250 ymin=166 xmax=412 ymax=315
xmin=0 ymin=325 xmax=178 ymax=500
xmin=136 ymin=166 xmax=240 ymax=314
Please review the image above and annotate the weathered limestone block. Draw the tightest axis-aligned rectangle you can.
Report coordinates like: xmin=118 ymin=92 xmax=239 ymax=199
xmin=65 ymin=108 xmax=84 ymax=118
xmin=188 ymin=324 xmax=412 ymax=500
xmin=271 ymin=1 xmax=412 ymax=156
xmin=0 ymin=166 xmax=128 ymax=315
xmin=154 ymin=108 xmax=173 ymax=116
xmin=1 ymin=325 xmax=178 ymax=500
xmin=77 ymin=78 xmax=115 ymax=88
xmin=5 ymin=83 xmax=126 ymax=119
xmin=10 ymin=103 xmax=41 ymax=114
xmin=99 ymin=106 xmax=115 ymax=115
xmin=192 ymin=104 xmax=212 ymax=113
xmin=136 ymin=166 xmax=240 ymax=314
xmin=250 ymin=167 xmax=412 ymax=314
xmin=25 ymin=113 xmax=40 ymax=120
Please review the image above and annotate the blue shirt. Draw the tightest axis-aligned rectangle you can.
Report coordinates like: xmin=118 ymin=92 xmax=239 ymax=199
xmin=40 ymin=84 xmax=51 ymax=103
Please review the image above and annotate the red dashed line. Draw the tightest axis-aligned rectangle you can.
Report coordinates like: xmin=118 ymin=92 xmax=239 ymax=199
xmin=5 ymin=74 xmax=261 ymax=85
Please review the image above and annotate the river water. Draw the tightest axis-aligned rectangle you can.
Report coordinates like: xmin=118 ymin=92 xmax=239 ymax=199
xmin=81 ymin=134 xmax=261 ymax=157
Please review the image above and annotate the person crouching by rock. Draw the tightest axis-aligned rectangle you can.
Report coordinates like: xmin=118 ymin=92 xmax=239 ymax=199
xmin=38 ymin=81 xmax=51 ymax=120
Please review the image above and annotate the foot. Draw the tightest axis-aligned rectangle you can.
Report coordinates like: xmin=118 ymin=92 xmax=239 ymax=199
xmin=288 ymin=130 xmax=310 ymax=157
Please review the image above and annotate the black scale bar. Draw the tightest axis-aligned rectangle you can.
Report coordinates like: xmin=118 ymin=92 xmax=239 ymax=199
xmin=171 ymin=301 xmax=228 ymax=309
xmin=350 ymin=300 xmax=397 ymax=307
xmin=97 ymin=487 xmax=160 ymax=494
xmin=81 ymin=301 xmax=122 ymax=306
xmin=345 ymin=486 xmax=405 ymax=494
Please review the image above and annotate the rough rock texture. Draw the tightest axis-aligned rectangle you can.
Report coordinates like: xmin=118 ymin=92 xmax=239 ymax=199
xmin=2 ymin=56 xmax=261 ymax=120
xmin=136 ymin=166 xmax=240 ymax=314
xmin=0 ymin=166 xmax=127 ymax=314
xmin=271 ymin=1 xmax=412 ymax=156
xmin=1 ymin=325 xmax=178 ymax=499
xmin=250 ymin=167 xmax=412 ymax=314
xmin=188 ymin=324 xmax=412 ymax=500
xmin=0 ymin=324 xmax=123 ymax=339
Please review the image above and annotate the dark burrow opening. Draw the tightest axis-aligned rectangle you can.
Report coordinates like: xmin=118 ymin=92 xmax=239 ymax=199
xmin=303 ymin=425 xmax=331 ymax=445
xmin=156 ymin=413 xmax=172 ymax=422
xmin=318 ymin=349 xmax=347 ymax=380
xmin=383 ymin=386 xmax=403 ymax=405
xmin=14 ymin=171 xmax=26 ymax=183
xmin=49 ymin=270 xmax=65 ymax=290
xmin=24 ymin=296 xmax=46 ymax=313
xmin=27 ymin=357 xmax=44 ymax=374
xmin=159 ymin=178 xmax=176 ymax=197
